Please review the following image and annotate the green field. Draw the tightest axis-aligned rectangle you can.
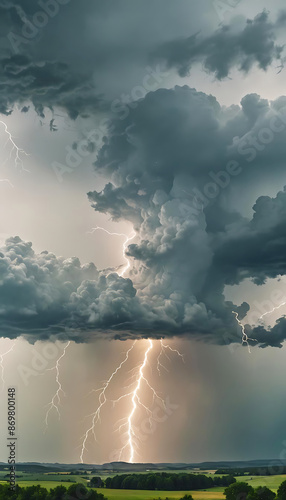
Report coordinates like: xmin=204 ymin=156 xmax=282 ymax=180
xmin=238 ymin=475 xmax=286 ymax=492
xmin=1 ymin=473 xmax=286 ymax=500
xmin=96 ymin=489 xmax=225 ymax=500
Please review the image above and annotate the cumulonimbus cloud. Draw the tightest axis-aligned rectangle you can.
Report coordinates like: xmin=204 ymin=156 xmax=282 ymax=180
xmin=2 ymin=86 xmax=286 ymax=346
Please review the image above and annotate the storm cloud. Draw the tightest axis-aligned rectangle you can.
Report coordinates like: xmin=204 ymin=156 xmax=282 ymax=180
xmin=2 ymin=85 xmax=286 ymax=346
xmin=153 ymin=11 xmax=285 ymax=79
xmin=1 ymin=3 xmax=286 ymax=347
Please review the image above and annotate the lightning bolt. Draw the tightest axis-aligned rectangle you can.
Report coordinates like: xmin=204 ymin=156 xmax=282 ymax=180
xmin=44 ymin=341 xmax=71 ymax=429
xmin=233 ymin=311 xmax=257 ymax=353
xmin=259 ymin=301 xmax=286 ymax=321
xmin=88 ymin=226 xmax=136 ymax=277
xmin=157 ymin=339 xmax=184 ymax=376
xmin=126 ymin=339 xmax=154 ymax=463
xmin=0 ymin=341 xmax=16 ymax=392
xmin=114 ymin=340 xmax=168 ymax=463
xmin=80 ymin=340 xmax=137 ymax=463
xmin=0 ymin=120 xmax=29 ymax=174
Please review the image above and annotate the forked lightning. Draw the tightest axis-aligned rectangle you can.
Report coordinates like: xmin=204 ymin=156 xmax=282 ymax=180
xmin=44 ymin=341 xmax=71 ymax=429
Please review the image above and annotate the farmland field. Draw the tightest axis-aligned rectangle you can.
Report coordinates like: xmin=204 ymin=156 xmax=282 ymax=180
xmin=1 ymin=473 xmax=286 ymax=499
xmin=96 ymin=489 xmax=225 ymax=500
xmin=238 ymin=474 xmax=286 ymax=492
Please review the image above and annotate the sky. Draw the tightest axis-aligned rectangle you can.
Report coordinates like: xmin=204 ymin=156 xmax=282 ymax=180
xmin=1 ymin=0 xmax=286 ymax=465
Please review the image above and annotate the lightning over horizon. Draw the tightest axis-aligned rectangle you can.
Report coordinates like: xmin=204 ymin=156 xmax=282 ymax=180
xmin=80 ymin=340 xmax=137 ymax=463
xmin=80 ymin=338 xmax=184 ymax=464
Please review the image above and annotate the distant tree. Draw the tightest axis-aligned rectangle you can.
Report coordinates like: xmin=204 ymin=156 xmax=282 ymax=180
xmin=90 ymin=476 xmax=104 ymax=488
xmin=225 ymin=481 xmax=254 ymax=500
xmin=277 ymin=480 xmax=286 ymax=500
xmin=65 ymin=483 xmax=107 ymax=499
xmin=248 ymin=486 xmax=276 ymax=500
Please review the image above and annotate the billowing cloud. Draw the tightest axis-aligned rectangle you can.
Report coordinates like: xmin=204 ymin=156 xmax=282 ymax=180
xmin=2 ymin=86 xmax=286 ymax=346
xmin=87 ymin=86 xmax=286 ymax=347
xmin=153 ymin=11 xmax=285 ymax=79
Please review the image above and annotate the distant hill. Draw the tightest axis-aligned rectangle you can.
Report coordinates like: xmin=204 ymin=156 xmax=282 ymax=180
xmin=1 ymin=459 xmax=285 ymax=473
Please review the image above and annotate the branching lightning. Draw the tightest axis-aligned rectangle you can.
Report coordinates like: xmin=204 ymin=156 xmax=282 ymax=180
xmin=0 ymin=120 xmax=29 ymax=174
xmin=88 ymin=226 xmax=136 ymax=276
xmin=80 ymin=341 xmax=137 ymax=463
xmin=157 ymin=339 xmax=184 ymax=376
xmin=84 ymin=226 xmax=185 ymax=463
xmin=80 ymin=338 xmax=184 ymax=464
xmin=233 ymin=311 xmax=257 ymax=353
xmin=44 ymin=341 xmax=71 ymax=429
xmin=0 ymin=341 xmax=16 ymax=392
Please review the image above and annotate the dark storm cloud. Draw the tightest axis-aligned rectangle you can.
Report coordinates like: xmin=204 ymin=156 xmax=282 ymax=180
xmin=0 ymin=2 xmax=284 ymax=118
xmin=153 ymin=11 xmax=285 ymax=79
xmin=3 ymin=87 xmax=286 ymax=345
xmin=212 ymin=189 xmax=286 ymax=286
xmin=0 ymin=0 xmax=105 ymax=117
xmin=87 ymin=86 xmax=286 ymax=347
xmin=0 ymin=0 xmax=210 ymax=117
xmin=0 ymin=236 xmax=146 ymax=341
xmin=1 ymin=3 xmax=286 ymax=346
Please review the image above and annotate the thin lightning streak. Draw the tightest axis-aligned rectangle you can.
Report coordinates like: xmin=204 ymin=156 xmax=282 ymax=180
xmin=0 ymin=179 xmax=14 ymax=188
xmin=233 ymin=312 xmax=257 ymax=353
xmin=0 ymin=121 xmax=29 ymax=173
xmin=44 ymin=341 xmax=71 ymax=429
xmin=157 ymin=339 xmax=184 ymax=376
xmin=88 ymin=226 xmax=136 ymax=277
xmin=79 ymin=341 xmax=137 ymax=463
xmin=161 ymin=340 xmax=185 ymax=362
xmin=0 ymin=341 xmax=16 ymax=392
xmin=259 ymin=301 xmax=286 ymax=320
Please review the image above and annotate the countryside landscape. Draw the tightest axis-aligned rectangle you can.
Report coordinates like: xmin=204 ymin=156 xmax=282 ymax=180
xmin=1 ymin=462 xmax=286 ymax=500
xmin=2 ymin=1 xmax=286 ymax=500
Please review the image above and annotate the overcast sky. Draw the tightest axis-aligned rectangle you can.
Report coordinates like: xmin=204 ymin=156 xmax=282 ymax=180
xmin=1 ymin=0 xmax=286 ymax=465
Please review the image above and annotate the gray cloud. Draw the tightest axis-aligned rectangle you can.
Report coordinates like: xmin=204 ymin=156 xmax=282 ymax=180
xmin=87 ymin=86 xmax=286 ymax=347
xmin=2 ymin=87 xmax=286 ymax=346
xmin=153 ymin=11 xmax=285 ymax=79
xmin=1 ymin=3 xmax=286 ymax=347
xmin=0 ymin=0 xmax=209 ymax=117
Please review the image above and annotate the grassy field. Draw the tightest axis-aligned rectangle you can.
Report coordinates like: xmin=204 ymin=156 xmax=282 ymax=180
xmin=238 ymin=475 xmax=286 ymax=492
xmin=1 ymin=473 xmax=286 ymax=499
xmin=96 ymin=489 xmax=225 ymax=500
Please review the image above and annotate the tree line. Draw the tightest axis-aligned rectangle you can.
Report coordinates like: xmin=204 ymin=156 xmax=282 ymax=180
xmin=103 ymin=472 xmax=236 ymax=490
xmin=0 ymin=483 xmax=106 ymax=500
xmin=216 ymin=467 xmax=286 ymax=476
